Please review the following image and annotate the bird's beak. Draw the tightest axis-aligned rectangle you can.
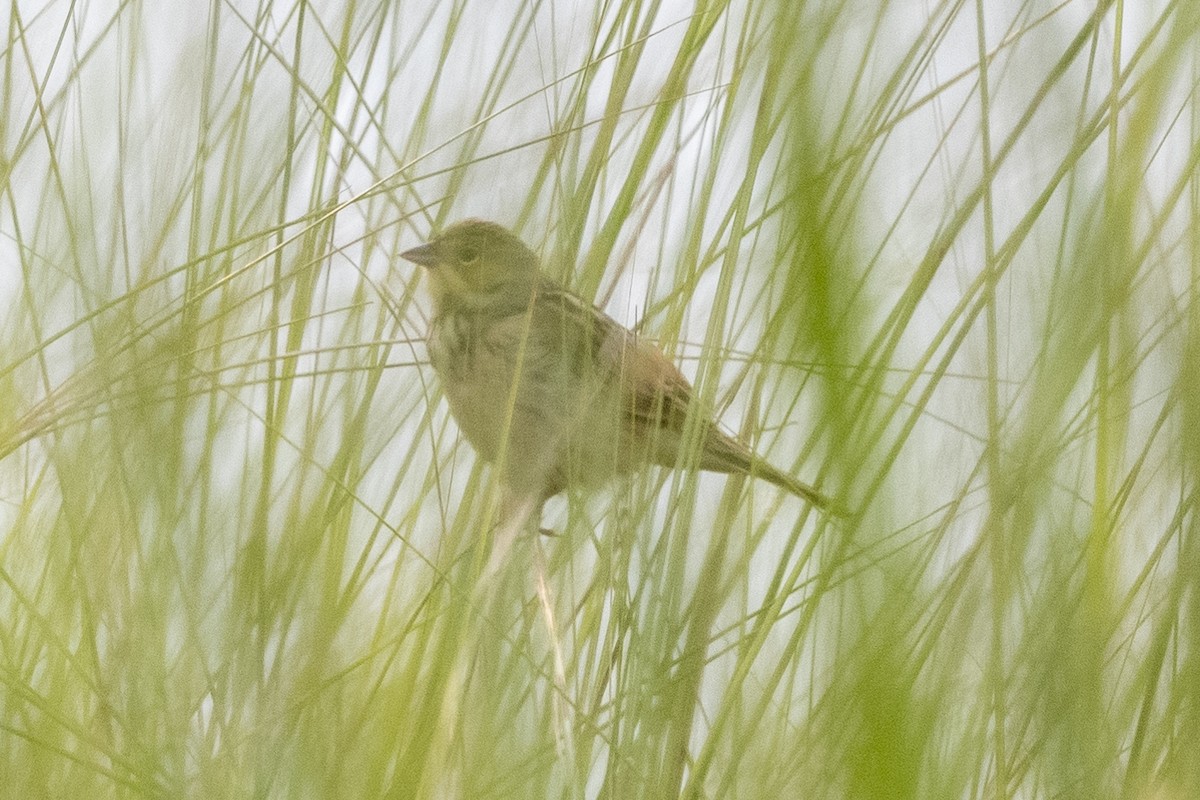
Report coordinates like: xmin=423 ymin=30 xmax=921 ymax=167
xmin=400 ymin=242 xmax=439 ymax=268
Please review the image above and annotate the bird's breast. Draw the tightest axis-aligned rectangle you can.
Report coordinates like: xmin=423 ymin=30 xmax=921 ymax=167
xmin=426 ymin=305 xmax=634 ymax=492
xmin=427 ymin=310 xmax=540 ymax=462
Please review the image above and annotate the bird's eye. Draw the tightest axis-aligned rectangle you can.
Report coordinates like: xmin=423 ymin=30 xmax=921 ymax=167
xmin=458 ymin=247 xmax=479 ymax=265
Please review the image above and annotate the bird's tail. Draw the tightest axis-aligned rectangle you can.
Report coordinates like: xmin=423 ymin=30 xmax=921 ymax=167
xmin=697 ymin=427 xmax=844 ymax=514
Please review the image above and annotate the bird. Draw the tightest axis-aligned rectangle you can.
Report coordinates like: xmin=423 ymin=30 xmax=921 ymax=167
xmin=401 ymin=218 xmax=836 ymax=515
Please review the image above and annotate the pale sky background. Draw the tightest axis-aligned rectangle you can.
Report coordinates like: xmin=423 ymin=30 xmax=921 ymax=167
xmin=1 ymin=0 xmax=1190 ymax=582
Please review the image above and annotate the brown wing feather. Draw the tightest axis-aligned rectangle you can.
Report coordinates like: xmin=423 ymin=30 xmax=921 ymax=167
xmin=536 ymin=283 xmax=837 ymax=511
xmin=611 ymin=329 xmax=837 ymax=511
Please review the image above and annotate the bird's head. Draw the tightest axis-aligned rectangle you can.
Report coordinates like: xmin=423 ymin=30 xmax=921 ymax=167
xmin=401 ymin=219 xmax=541 ymax=312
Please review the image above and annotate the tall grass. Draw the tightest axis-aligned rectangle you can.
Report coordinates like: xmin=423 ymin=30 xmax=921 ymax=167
xmin=1 ymin=0 xmax=1197 ymax=797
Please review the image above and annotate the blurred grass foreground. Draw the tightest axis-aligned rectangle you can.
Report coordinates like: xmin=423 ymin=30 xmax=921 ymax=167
xmin=2 ymin=1 xmax=1200 ymax=798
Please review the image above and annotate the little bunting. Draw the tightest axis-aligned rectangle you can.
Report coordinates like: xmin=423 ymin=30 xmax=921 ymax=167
xmin=401 ymin=219 xmax=836 ymax=513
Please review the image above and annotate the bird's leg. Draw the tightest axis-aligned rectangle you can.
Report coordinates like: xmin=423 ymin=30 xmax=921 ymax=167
xmin=482 ymin=488 xmax=573 ymax=755
xmin=532 ymin=533 xmax=575 ymax=759
xmin=484 ymin=489 xmax=543 ymax=578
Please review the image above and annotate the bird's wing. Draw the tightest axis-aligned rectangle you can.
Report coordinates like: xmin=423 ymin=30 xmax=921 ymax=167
xmin=604 ymin=329 xmax=695 ymax=435
xmin=533 ymin=283 xmax=838 ymax=510
xmin=533 ymin=283 xmax=695 ymax=431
